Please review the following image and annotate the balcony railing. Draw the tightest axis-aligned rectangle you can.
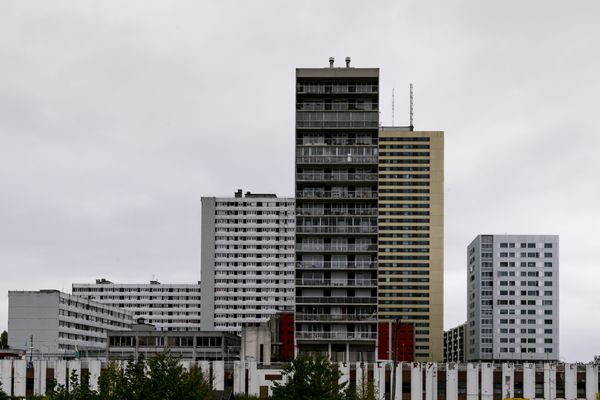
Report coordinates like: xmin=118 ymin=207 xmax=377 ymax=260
xmin=295 ymin=279 xmax=377 ymax=287
xmin=296 ymin=297 xmax=377 ymax=304
xmin=296 ymin=173 xmax=377 ymax=182
xmin=296 ymin=138 xmax=376 ymax=146
xmin=296 ymin=225 xmax=377 ymax=234
xmin=296 ymin=121 xmax=379 ymax=129
xmin=295 ymin=261 xmax=376 ymax=270
xmin=296 ymin=84 xmax=378 ymax=94
xmin=295 ymin=331 xmax=377 ymax=340
xmin=295 ymin=244 xmax=377 ymax=252
xmin=296 ymin=155 xmax=378 ymax=164
xmin=296 ymin=191 xmax=377 ymax=200
xmin=296 ymin=103 xmax=378 ymax=111
xmin=295 ymin=313 xmax=377 ymax=322
xmin=296 ymin=208 xmax=378 ymax=217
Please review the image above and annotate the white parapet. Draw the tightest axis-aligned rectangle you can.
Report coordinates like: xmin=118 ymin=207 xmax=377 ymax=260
xmin=502 ymin=363 xmax=514 ymax=399
xmin=213 ymin=360 xmax=224 ymax=391
xmin=467 ymin=363 xmax=479 ymax=400
xmin=411 ymin=363 xmax=423 ymax=400
xmin=339 ymin=362 xmax=350 ymax=389
xmin=247 ymin=361 xmax=259 ymax=397
xmin=375 ymin=361 xmax=386 ymax=399
xmin=481 ymin=362 xmax=493 ymax=400
xmin=68 ymin=360 xmax=81 ymax=388
xmin=586 ymin=364 xmax=598 ymax=400
xmin=34 ymin=360 xmax=47 ymax=395
xmin=13 ymin=360 xmax=26 ymax=397
xmin=88 ymin=359 xmax=102 ymax=391
xmin=356 ymin=361 xmax=365 ymax=395
xmin=565 ymin=363 xmax=577 ymax=400
xmin=446 ymin=363 xmax=458 ymax=400
xmin=523 ymin=363 xmax=535 ymax=400
xmin=544 ymin=363 xmax=556 ymax=400
xmin=425 ymin=363 xmax=438 ymax=400
xmin=393 ymin=363 xmax=403 ymax=400
xmin=0 ymin=360 xmax=12 ymax=396
xmin=233 ymin=361 xmax=245 ymax=395
xmin=55 ymin=359 xmax=68 ymax=388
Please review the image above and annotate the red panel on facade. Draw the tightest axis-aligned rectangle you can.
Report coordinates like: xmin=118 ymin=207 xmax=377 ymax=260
xmin=377 ymin=322 xmax=414 ymax=361
xmin=279 ymin=313 xmax=295 ymax=361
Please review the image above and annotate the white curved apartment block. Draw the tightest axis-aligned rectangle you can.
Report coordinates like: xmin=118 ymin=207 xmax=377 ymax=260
xmin=72 ymin=280 xmax=201 ymax=331
xmin=201 ymin=190 xmax=295 ymax=332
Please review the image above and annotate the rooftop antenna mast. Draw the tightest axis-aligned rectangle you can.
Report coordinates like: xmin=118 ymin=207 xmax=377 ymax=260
xmin=409 ymin=83 xmax=414 ymax=131
xmin=392 ymin=88 xmax=395 ymax=126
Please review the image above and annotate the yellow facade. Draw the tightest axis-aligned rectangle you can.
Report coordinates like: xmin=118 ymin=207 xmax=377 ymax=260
xmin=377 ymin=129 xmax=444 ymax=362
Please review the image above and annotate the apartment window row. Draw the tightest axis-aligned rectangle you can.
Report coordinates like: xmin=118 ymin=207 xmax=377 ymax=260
xmin=499 ymin=242 xmax=553 ymax=249
xmin=379 ymin=137 xmax=430 ymax=142
xmin=216 ymin=201 xmax=294 ymax=207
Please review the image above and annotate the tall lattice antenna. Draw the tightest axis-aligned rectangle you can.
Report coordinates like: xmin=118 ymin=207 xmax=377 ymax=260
xmin=409 ymin=83 xmax=414 ymax=131
xmin=392 ymin=88 xmax=395 ymax=126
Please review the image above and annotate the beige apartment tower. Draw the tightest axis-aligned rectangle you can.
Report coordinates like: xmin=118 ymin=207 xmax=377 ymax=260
xmin=377 ymin=127 xmax=444 ymax=362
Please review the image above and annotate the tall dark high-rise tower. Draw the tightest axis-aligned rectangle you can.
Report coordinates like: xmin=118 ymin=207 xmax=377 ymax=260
xmin=294 ymin=58 xmax=379 ymax=362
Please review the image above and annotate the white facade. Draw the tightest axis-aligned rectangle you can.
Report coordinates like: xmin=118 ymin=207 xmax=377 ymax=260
xmin=72 ymin=280 xmax=201 ymax=331
xmin=8 ymin=290 xmax=132 ymax=358
xmin=201 ymin=191 xmax=295 ymax=332
xmin=466 ymin=234 xmax=559 ymax=361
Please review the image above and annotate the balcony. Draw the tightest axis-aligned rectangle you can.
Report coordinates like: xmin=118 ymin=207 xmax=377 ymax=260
xmin=295 ymin=313 xmax=377 ymax=322
xmin=296 ymin=297 xmax=377 ymax=304
xmin=295 ymin=191 xmax=377 ymax=200
xmin=296 ymin=155 xmax=378 ymax=164
xmin=296 ymin=121 xmax=378 ymax=129
xmin=295 ymin=261 xmax=376 ymax=270
xmin=296 ymin=138 xmax=376 ymax=146
xmin=296 ymin=225 xmax=377 ymax=234
xmin=296 ymin=208 xmax=377 ymax=217
xmin=296 ymin=84 xmax=378 ymax=94
xmin=295 ymin=331 xmax=377 ymax=340
xmin=296 ymin=103 xmax=378 ymax=111
xmin=296 ymin=172 xmax=377 ymax=182
xmin=295 ymin=279 xmax=377 ymax=287
xmin=295 ymin=244 xmax=377 ymax=253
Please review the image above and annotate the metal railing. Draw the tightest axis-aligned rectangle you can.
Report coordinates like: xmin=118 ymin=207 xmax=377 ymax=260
xmin=295 ymin=261 xmax=376 ymax=269
xmin=296 ymin=191 xmax=377 ymax=199
xmin=297 ymin=84 xmax=378 ymax=94
xmin=295 ymin=313 xmax=377 ymax=322
xmin=296 ymin=121 xmax=379 ymax=129
xmin=296 ymin=297 xmax=377 ymax=304
xmin=296 ymin=103 xmax=378 ymax=111
xmin=296 ymin=173 xmax=377 ymax=182
xmin=295 ymin=279 xmax=377 ymax=287
xmin=296 ymin=208 xmax=377 ymax=217
xmin=296 ymin=225 xmax=377 ymax=234
xmin=296 ymin=155 xmax=378 ymax=164
xmin=296 ymin=138 xmax=376 ymax=146
xmin=295 ymin=244 xmax=377 ymax=252
xmin=295 ymin=331 xmax=377 ymax=340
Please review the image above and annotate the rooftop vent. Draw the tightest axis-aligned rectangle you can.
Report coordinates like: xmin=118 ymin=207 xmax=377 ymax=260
xmin=329 ymin=57 xmax=334 ymax=68
xmin=345 ymin=57 xmax=351 ymax=67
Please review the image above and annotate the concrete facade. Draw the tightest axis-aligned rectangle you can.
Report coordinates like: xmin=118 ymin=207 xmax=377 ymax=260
xmin=294 ymin=60 xmax=380 ymax=362
xmin=8 ymin=290 xmax=131 ymax=358
xmin=200 ymin=191 xmax=295 ymax=332
xmin=467 ymin=234 xmax=559 ymax=362
xmin=377 ymin=128 xmax=444 ymax=362
xmin=443 ymin=322 xmax=466 ymax=363
xmin=72 ymin=279 xmax=201 ymax=331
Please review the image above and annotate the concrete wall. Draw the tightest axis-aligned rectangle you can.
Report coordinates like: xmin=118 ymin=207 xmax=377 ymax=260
xmin=8 ymin=291 xmax=60 ymax=353
xmin=200 ymin=197 xmax=216 ymax=331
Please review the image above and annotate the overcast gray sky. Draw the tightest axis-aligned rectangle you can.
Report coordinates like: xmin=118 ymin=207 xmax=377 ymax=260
xmin=1 ymin=0 xmax=599 ymax=361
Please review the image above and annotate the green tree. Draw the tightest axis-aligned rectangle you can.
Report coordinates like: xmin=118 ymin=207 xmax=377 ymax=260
xmin=0 ymin=331 xmax=7 ymax=349
xmin=271 ymin=354 xmax=349 ymax=400
xmin=46 ymin=369 xmax=99 ymax=400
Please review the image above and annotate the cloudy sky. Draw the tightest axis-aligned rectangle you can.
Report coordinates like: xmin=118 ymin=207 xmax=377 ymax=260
xmin=1 ymin=1 xmax=599 ymax=361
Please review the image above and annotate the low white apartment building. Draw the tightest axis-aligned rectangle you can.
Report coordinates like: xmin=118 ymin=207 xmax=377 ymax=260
xmin=200 ymin=190 xmax=295 ymax=332
xmin=72 ymin=279 xmax=201 ymax=331
xmin=8 ymin=290 xmax=132 ymax=358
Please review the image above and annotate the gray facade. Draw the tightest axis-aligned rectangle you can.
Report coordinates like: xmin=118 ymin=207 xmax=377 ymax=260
xmin=294 ymin=60 xmax=379 ymax=361
xmin=200 ymin=191 xmax=295 ymax=332
xmin=72 ymin=279 xmax=201 ymax=332
xmin=443 ymin=322 xmax=466 ymax=363
xmin=466 ymin=234 xmax=559 ymax=362
xmin=8 ymin=290 xmax=132 ymax=358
